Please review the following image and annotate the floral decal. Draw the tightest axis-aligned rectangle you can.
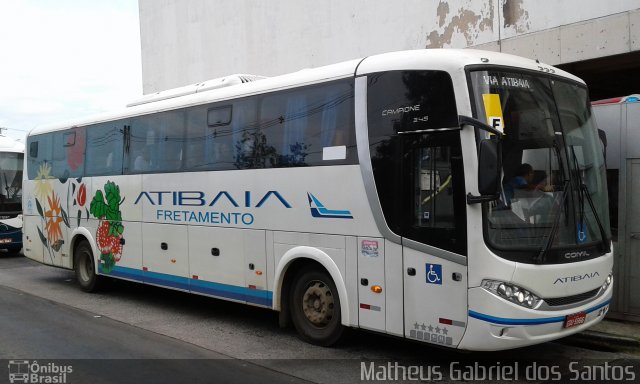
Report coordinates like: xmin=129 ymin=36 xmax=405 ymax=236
xmin=89 ymin=181 xmax=125 ymax=273
xmin=32 ymin=148 xmax=126 ymax=268
xmin=44 ymin=192 xmax=64 ymax=248
xmin=34 ymin=162 xmax=71 ymax=261
xmin=77 ymin=183 xmax=87 ymax=207
xmin=34 ymin=162 xmax=54 ymax=201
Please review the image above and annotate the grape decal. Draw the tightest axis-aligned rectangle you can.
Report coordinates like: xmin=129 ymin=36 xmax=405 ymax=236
xmin=90 ymin=181 xmax=125 ymax=273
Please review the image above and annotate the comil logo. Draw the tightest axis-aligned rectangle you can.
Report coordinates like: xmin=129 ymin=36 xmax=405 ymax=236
xmin=8 ymin=360 xmax=73 ymax=384
xmin=564 ymin=250 xmax=590 ymax=259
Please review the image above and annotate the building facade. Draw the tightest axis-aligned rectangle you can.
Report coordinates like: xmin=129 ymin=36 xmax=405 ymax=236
xmin=139 ymin=0 xmax=640 ymax=98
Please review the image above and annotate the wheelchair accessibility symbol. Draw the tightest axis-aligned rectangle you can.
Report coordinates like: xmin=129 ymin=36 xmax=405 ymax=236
xmin=425 ymin=263 xmax=442 ymax=285
xmin=577 ymin=222 xmax=588 ymax=244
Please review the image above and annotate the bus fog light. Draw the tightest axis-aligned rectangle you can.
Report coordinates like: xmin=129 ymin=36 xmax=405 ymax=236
xmin=481 ymin=280 xmax=541 ymax=309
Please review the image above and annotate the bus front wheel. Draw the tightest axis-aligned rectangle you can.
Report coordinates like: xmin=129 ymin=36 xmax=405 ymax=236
xmin=290 ymin=266 xmax=344 ymax=346
xmin=74 ymin=240 xmax=103 ymax=292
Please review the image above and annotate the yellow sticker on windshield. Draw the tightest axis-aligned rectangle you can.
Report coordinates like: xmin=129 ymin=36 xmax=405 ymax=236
xmin=482 ymin=94 xmax=505 ymax=134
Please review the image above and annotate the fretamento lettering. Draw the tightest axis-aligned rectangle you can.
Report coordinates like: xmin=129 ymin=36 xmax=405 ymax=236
xmin=156 ymin=210 xmax=255 ymax=226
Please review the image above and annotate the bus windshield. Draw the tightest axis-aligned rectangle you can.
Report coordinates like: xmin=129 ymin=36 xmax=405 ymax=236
xmin=469 ymin=70 xmax=611 ymax=264
xmin=0 ymin=152 xmax=23 ymax=214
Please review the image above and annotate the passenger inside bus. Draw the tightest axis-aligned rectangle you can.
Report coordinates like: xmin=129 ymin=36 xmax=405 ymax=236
xmin=502 ymin=163 xmax=554 ymax=208
xmin=503 ymin=163 xmax=534 ymax=207
xmin=133 ymin=147 xmax=150 ymax=171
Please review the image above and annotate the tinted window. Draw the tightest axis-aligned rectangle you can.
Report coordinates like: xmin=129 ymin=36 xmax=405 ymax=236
xmin=0 ymin=152 xmax=23 ymax=213
xmin=184 ymin=81 xmax=355 ymax=171
xmin=27 ymin=134 xmax=52 ymax=179
xmin=49 ymin=127 xmax=86 ymax=178
xmin=28 ymin=80 xmax=357 ymax=178
xmin=127 ymin=111 xmax=185 ymax=173
xmin=85 ymin=121 xmax=125 ymax=176
xmin=184 ymin=100 xmax=258 ymax=171
xmin=208 ymin=106 xmax=232 ymax=126
xmin=65 ymin=127 xmax=86 ymax=178
xmin=367 ymin=70 xmax=458 ymax=134
xmin=256 ymin=81 xmax=356 ymax=167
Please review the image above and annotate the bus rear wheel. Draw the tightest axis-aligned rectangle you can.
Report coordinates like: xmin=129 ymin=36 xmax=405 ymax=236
xmin=290 ymin=266 xmax=344 ymax=346
xmin=74 ymin=240 xmax=103 ymax=292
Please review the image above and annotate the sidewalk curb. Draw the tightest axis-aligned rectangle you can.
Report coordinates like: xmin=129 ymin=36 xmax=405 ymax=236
xmin=568 ymin=330 xmax=640 ymax=349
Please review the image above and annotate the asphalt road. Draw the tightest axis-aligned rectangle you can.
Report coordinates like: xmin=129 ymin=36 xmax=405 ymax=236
xmin=0 ymin=283 xmax=307 ymax=384
xmin=0 ymin=253 xmax=638 ymax=383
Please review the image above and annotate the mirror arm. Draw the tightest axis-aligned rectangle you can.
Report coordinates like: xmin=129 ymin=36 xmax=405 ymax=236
xmin=466 ymin=193 xmax=499 ymax=205
xmin=459 ymin=115 xmax=504 ymax=137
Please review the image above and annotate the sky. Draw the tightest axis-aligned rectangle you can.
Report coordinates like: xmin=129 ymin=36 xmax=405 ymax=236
xmin=0 ymin=0 xmax=142 ymax=143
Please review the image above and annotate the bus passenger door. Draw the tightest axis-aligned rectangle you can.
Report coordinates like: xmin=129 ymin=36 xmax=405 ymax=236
xmin=399 ymin=133 xmax=468 ymax=348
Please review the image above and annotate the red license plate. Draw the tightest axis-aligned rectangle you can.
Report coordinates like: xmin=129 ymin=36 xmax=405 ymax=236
xmin=564 ymin=312 xmax=587 ymax=328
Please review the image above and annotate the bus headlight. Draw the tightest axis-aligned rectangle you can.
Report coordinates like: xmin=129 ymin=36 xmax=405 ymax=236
xmin=602 ymin=272 xmax=613 ymax=291
xmin=481 ymin=280 xmax=542 ymax=309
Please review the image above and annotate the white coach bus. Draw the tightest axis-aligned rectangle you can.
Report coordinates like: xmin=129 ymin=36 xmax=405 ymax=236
xmin=23 ymin=49 xmax=613 ymax=350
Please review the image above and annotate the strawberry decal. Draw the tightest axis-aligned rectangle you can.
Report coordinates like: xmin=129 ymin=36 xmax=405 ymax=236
xmin=90 ymin=181 xmax=124 ymax=273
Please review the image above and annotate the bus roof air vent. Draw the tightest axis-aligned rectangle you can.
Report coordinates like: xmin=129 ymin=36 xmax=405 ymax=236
xmin=126 ymin=74 xmax=267 ymax=107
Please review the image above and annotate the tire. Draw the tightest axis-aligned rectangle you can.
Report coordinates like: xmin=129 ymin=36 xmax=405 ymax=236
xmin=290 ymin=266 xmax=344 ymax=346
xmin=74 ymin=240 xmax=103 ymax=292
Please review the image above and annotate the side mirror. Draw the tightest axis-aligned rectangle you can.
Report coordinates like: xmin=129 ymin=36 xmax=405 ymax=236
xmin=467 ymin=138 xmax=501 ymax=204
xmin=478 ymin=138 xmax=501 ymax=195
xmin=458 ymin=115 xmax=503 ymax=204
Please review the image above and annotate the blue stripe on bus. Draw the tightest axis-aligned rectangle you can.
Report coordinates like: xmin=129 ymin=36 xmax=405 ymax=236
xmin=100 ymin=265 xmax=272 ymax=307
xmin=468 ymin=299 xmax=611 ymax=326
xmin=100 ymin=265 xmax=144 ymax=281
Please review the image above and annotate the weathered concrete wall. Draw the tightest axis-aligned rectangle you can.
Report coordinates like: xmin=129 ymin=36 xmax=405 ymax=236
xmin=139 ymin=0 xmax=640 ymax=93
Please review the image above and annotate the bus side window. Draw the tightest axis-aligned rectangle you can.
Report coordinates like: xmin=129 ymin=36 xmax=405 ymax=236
xmin=258 ymin=81 xmax=355 ymax=168
xmin=51 ymin=132 xmax=66 ymax=178
xmin=85 ymin=122 xmax=124 ymax=176
xmin=230 ymin=99 xmax=258 ymax=169
xmin=27 ymin=134 xmax=53 ymax=180
xmin=184 ymin=105 xmax=209 ymax=171
xmin=128 ymin=111 xmax=184 ymax=174
xmin=49 ymin=128 xmax=86 ymax=179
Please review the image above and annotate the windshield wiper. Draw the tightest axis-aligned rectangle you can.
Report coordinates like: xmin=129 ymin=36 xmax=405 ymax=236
xmin=535 ymin=180 xmax=570 ymax=264
xmin=580 ymin=184 xmax=611 ymax=252
xmin=570 ymin=146 xmax=611 ymax=253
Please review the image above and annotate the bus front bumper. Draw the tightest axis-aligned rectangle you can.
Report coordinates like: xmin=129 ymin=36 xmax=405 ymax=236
xmin=457 ymin=284 xmax=612 ymax=351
